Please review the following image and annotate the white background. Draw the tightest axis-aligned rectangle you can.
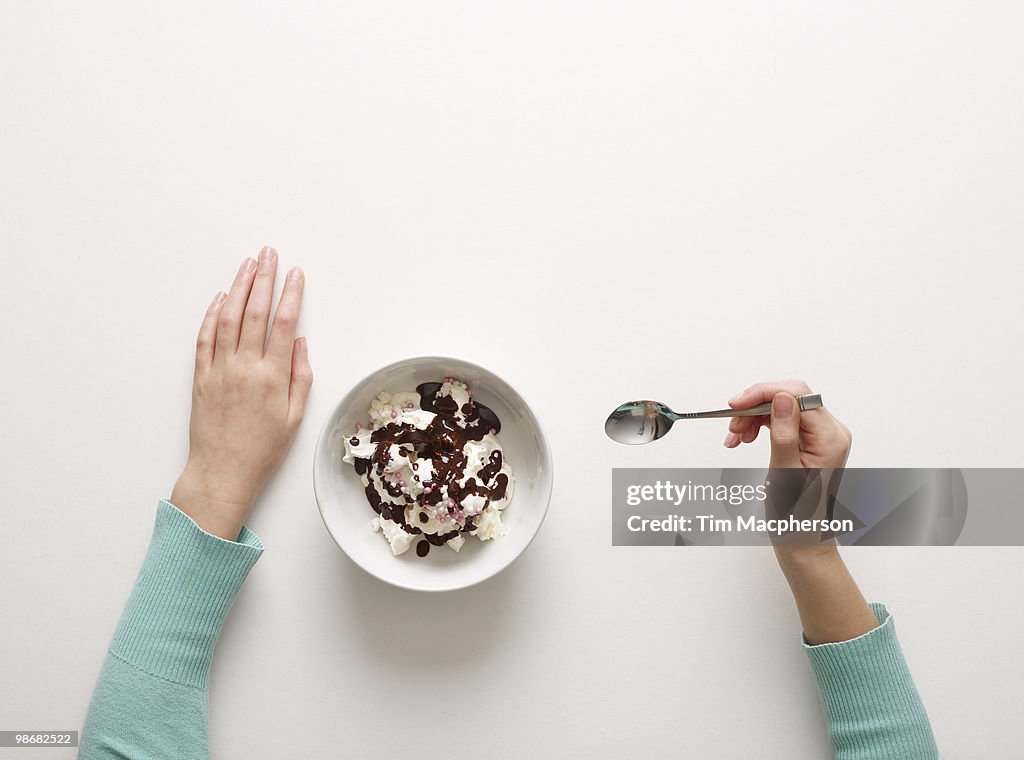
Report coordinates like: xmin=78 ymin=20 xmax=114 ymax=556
xmin=1 ymin=2 xmax=1021 ymax=757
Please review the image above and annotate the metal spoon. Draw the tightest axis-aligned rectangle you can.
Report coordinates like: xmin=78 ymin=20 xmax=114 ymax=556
xmin=604 ymin=394 xmax=823 ymax=445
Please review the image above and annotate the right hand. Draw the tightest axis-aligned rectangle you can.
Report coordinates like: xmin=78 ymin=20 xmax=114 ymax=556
xmin=726 ymin=380 xmax=879 ymax=643
xmin=723 ymin=379 xmax=851 ymax=470
xmin=724 ymin=379 xmax=852 ymax=562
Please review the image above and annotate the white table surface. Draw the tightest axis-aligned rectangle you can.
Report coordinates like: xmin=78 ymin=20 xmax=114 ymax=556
xmin=2 ymin=3 xmax=1022 ymax=757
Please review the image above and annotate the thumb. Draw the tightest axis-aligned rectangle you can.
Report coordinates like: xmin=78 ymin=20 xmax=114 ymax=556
xmin=768 ymin=392 xmax=803 ymax=468
xmin=288 ymin=336 xmax=313 ymax=426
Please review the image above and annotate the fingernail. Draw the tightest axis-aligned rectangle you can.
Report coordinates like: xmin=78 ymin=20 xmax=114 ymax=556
xmin=288 ymin=266 xmax=304 ymax=281
xmin=773 ymin=394 xmax=795 ymax=419
xmin=259 ymin=246 xmax=277 ymax=265
xmin=723 ymin=432 xmax=739 ymax=447
xmin=213 ymin=291 xmax=226 ymax=305
xmin=729 ymin=392 xmax=743 ymax=405
xmin=298 ymin=336 xmax=308 ymax=353
xmin=242 ymin=257 xmax=257 ymax=273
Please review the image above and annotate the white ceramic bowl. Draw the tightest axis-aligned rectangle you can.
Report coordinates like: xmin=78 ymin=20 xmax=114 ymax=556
xmin=313 ymin=356 xmax=553 ymax=592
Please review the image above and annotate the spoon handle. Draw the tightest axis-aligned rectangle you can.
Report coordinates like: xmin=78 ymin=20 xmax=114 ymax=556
xmin=673 ymin=393 xmax=823 ymax=420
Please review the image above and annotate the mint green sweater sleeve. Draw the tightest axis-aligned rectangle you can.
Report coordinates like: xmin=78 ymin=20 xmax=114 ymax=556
xmin=804 ymin=602 xmax=939 ymax=759
xmin=79 ymin=499 xmax=263 ymax=760
xmin=80 ymin=502 xmax=937 ymax=759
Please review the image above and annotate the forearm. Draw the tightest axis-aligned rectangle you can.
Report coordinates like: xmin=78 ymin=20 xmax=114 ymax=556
xmin=79 ymin=500 xmax=263 ymax=760
xmin=779 ymin=550 xmax=939 ymax=759
xmin=775 ymin=547 xmax=879 ymax=645
xmin=171 ymin=464 xmax=257 ymax=542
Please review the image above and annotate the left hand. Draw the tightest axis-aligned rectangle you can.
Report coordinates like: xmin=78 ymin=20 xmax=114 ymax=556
xmin=171 ymin=247 xmax=313 ymax=539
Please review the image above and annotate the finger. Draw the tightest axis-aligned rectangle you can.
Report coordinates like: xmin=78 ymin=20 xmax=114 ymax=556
xmin=741 ymin=420 xmax=762 ymax=444
xmin=768 ymin=392 xmax=803 ymax=468
xmin=729 ymin=380 xmax=833 ymax=437
xmin=239 ymin=246 xmax=278 ymax=355
xmin=729 ymin=379 xmax=813 ymax=409
xmin=724 ymin=417 xmax=767 ymax=446
xmin=727 ymin=381 xmax=807 ymax=437
xmin=728 ymin=408 xmax=772 ymax=448
xmin=288 ymin=336 xmax=313 ymax=425
xmin=267 ymin=267 xmax=305 ymax=364
xmin=723 ymin=414 xmax=769 ymax=447
xmin=216 ymin=257 xmax=258 ymax=356
xmin=195 ymin=291 xmax=227 ymax=373
xmin=728 ymin=413 xmax=764 ymax=435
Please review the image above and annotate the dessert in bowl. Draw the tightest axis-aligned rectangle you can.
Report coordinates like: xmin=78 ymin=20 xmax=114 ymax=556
xmin=313 ymin=356 xmax=553 ymax=591
xmin=342 ymin=378 xmax=515 ymax=558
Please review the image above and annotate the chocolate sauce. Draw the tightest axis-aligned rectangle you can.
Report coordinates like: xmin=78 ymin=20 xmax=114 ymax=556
xmin=477 ymin=405 xmax=501 ymax=435
xmin=426 ymin=529 xmax=460 ymax=546
xmin=478 ymin=450 xmax=503 ymax=483
xmin=417 ymin=382 xmax=501 ymax=435
xmin=355 ymin=379 xmax=509 ymax=558
xmin=491 ymin=473 xmax=509 ymax=501
xmin=415 ymin=383 xmax=444 ymax=409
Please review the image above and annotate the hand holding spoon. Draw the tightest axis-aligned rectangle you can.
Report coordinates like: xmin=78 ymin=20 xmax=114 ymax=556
xmin=604 ymin=394 xmax=823 ymax=445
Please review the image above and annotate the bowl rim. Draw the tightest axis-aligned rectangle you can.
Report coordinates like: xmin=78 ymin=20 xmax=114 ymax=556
xmin=312 ymin=354 xmax=554 ymax=592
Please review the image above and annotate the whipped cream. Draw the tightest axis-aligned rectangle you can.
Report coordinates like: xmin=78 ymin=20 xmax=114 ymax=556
xmin=341 ymin=378 xmax=515 ymax=557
